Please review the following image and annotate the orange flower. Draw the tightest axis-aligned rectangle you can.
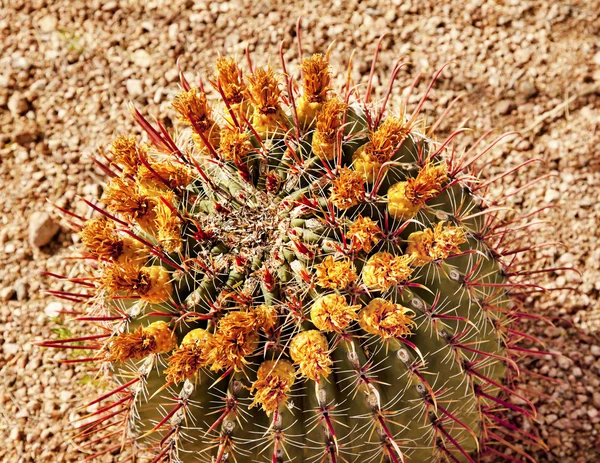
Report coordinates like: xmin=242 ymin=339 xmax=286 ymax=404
xmin=165 ymin=329 xmax=215 ymax=384
xmin=388 ymin=162 xmax=448 ymax=220
xmin=289 ymin=330 xmax=332 ymax=380
xmin=330 ymin=168 xmax=365 ymax=210
xmin=407 ymin=222 xmax=466 ymax=266
xmin=249 ymin=360 xmax=296 ymax=415
xmin=109 ymin=134 xmax=147 ymax=176
xmin=310 ymin=294 xmax=360 ymax=333
xmin=347 ymin=216 xmax=382 ymax=253
xmin=101 ymin=262 xmax=172 ymax=303
xmin=312 ymin=97 xmax=346 ymax=159
xmin=362 ymin=252 xmax=414 ymax=291
xmin=314 ymin=256 xmax=358 ymax=289
xmin=358 ymin=298 xmax=416 ymax=340
xmin=107 ymin=321 xmax=176 ymax=362
xmin=353 ymin=117 xmax=411 ymax=182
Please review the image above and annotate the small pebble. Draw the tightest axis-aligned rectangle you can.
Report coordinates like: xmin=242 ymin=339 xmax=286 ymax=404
xmin=28 ymin=212 xmax=60 ymax=248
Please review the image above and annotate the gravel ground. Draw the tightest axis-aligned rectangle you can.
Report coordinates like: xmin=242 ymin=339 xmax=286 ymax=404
xmin=0 ymin=0 xmax=599 ymax=462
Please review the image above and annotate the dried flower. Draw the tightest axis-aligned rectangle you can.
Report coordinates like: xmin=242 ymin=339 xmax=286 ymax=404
xmin=330 ymin=167 xmax=365 ymax=210
xmin=154 ymin=201 xmax=183 ymax=253
xmin=246 ymin=67 xmax=282 ymax=114
xmin=103 ymin=177 xmax=158 ymax=231
xmin=296 ymin=54 xmax=331 ymax=129
xmin=101 ymin=262 xmax=172 ymax=303
xmin=361 ymin=252 xmax=414 ymax=291
xmin=346 ymin=216 xmax=382 ymax=253
xmin=80 ymin=217 xmax=123 ymax=261
xmin=289 ymin=330 xmax=332 ymax=380
xmin=107 ymin=321 xmax=176 ymax=362
xmin=246 ymin=67 xmax=288 ymax=136
xmin=165 ymin=329 xmax=215 ymax=384
xmin=353 ymin=117 xmax=410 ymax=182
xmin=172 ymin=88 xmax=220 ymax=150
xmin=388 ymin=162 xmax=448 ymax=220
xmin=358 ymin=298 xmax=416 ymax=340
xmin=300 ymin=54 xmax=331 ymax=103
xmin=310 ymin=294 xmax=360 ymax=333
xmin=314 ymin=256 xmax=358 ymax=289
xmin=249 ymin=360 xmax=296 ymax=415
xmin=109 ymin=134 xmax=147 ymax=176
xmin=218 ymin=126 xmax=253 ymax=161
xmin=312 ymin=97 xmax=346 ymax=160
xmin=212 ymin=56 xmax=247 ymax=105
xmin=136 ymin=160 xmax=193 ymax=192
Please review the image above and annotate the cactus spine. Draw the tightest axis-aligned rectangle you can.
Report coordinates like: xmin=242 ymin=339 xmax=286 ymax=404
xmin=44 ymin=34 xmax=551 ymax=463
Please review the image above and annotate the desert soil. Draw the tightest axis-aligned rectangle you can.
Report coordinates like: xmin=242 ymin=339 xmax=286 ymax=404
xmin=0 ymin=0 xmax=599 ymax=462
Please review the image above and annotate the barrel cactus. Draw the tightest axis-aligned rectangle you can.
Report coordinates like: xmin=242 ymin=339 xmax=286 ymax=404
xmin=44 ymin=37 xmax=549 ymax=463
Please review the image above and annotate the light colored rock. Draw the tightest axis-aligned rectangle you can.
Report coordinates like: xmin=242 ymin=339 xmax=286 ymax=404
xmin=101 ymin=1 xmax=119 ymax=12
xmin=15 ymin=280 xmax=29 ymax=301
xmin=165 ymin=68 xmax=179 ymax=83
xmin=44 ymin=301 xmax=63 ymax=318
xmin=8 ymin=427 xmax=23 ymax=441
xmin=514 ymin=49 xmax=531 ymax=66
xmin=496 ymin=99 xmax=516 ymax=115
xmin=28 ymin=212 xmax=60 ymax=248
xmin=59 ymin=390 xmax=74 ymax=402
xmin=520 ymin=80 xmax=538 ymax=99
xmin=39 ymin=15 xmax=57 ymax=32
xmin=0 ymin=286 xmax=15 ymax=301
xmin=132 ymin=49 xmax=152 ymax=68
xmin=126 ymin=79 xmax=144 ymax=97
xmin=2 ymin=343 xmax=19 ymax=356
xmin=544 ymin=189 xmax=560 ymax=203
xmin=82 ymin=183 xmax=102 ymax=199
xmin=8 ymin=91 xmax=29 ymax=116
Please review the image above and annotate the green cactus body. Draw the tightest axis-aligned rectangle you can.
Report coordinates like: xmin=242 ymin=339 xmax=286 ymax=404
xmin=44 ymin=41 xmax=546 ymax=463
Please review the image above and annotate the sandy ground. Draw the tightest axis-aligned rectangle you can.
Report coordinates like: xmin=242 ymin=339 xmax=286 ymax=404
xmin=0 ymin=0 xmax=599 ymax=462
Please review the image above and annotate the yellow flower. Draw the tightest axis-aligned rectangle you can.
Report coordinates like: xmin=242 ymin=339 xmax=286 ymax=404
xmin=388 ymin=162 xmax=448 ymax=220
xmin=80 ymin=217 xmax=148 ymax=264
xmin=154 ymin=201 xmax=183 ymax=254
xmin=249 ymin=360 xmax=296 ymax=415
xmin=300 ymin=53 xmax=331 ymax=103
xmin=205 ymin=305 xmax=276 ymax=373
xmin=407 ymin=222 xmax=466 ymax=266
xmin=310 ymin=294 xmax=360 ymax=333
xmin=254 ymin=304 xmax=279 ymax=333
xmin=358 ymin=298 xmax=416 ymax=340
xmin=330 ymin=167 xmax=365 ymax=210
xmin=353 ymin=116 xmax=410 ymax=182
xmin=346 ymin=216 xmax=382 ymax=253
xmin=246 ymin=67 xmax=288 ymax=137
xmin=297 ymin=54 xmax=331 ymax=129
xmin=79 ymin=217 xmax=123 ymax=261
xmin=103 ymin=177 xmax=165 ymax=232
xmin=109 ymin=134 xmax=147 ymax=176
xmin=108 ymin=321 xmax=176 ymax=362
xmin=218 ymin=126 xmax=253 ymax=161
xmin=312 ymin=96 xmax=346 ymax=160
xmin=289 ymin=330 xmax=332 ymax=380
xmin=362 ymin=252 xmax=414 ymax=291
xmin=165 ymin=329 xmax=215 ymax=384
xmin=314 ymin=256 xmax=358 ymax=289
xmin=172 ymin=88 xmax=220 ymax=150
xmin=101 ymin=262 xmax=172 ymax=303
xmin=136 ymin=160 xmax=193 ymax=192
xmin=212 ymin=56 xmax=247 ymax=105
xmin=208 ymin=311 xmax=259 ymax=372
